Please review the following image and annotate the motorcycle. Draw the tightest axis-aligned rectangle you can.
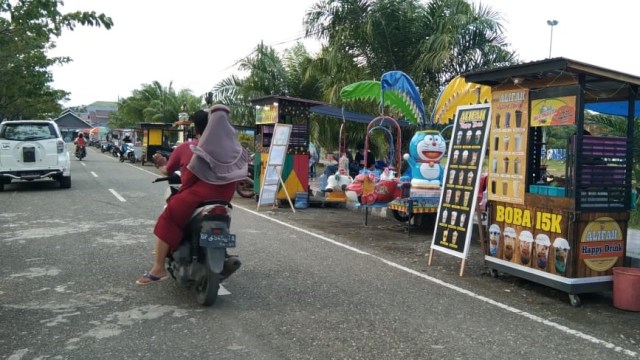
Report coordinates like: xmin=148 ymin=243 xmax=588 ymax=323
xmin=111 ymin=145 xmax=121 ymax=158
xmin=75 ymin=145 xmax=86 ymax=160
xmin=235 ymin=159 xmax=255 ymax=198
xmin=153 ymin=173 xmax=241 ymax=306
xmin=101 ymin=142 xmax=113 ymax=153
xmin=119 ymin=144 xmax=136 ymax=163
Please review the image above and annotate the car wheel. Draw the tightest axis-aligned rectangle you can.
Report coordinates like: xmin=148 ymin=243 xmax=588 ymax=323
xmin=0 ymin=181 xmax=4 ymax=192
xmin=60 ymin=175 xmax=71 ymax=189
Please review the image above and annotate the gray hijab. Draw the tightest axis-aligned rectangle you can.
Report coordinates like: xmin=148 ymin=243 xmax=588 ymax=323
xmin=187 ymin=105 xmax=248 ymax=184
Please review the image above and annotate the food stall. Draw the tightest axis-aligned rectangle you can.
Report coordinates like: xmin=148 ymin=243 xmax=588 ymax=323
xmin=137 ymin=123 xmax=173 ymax=166
xmin=464 ymin=57 xmax=640 ymax=306
xmin=250 ymin=96 xmax=323 ymax=201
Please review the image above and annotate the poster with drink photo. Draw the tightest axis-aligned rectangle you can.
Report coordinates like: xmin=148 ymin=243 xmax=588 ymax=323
xmin=487 ymin=88 xmax=529 ymax=205
xmin=431 ymin=104 xmax=491 ymax=260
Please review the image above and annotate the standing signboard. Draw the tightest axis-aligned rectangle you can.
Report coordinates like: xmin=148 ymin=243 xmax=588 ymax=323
xmin=257 ymin=123 xmax=295 ymax=212
xmin=429 ymin=104 xmax=491 ymax=276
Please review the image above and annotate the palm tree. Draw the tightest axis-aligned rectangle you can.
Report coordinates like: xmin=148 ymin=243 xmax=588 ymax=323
xmin=111 ymin=81 xmax=202 ymax=128
xmin=415 ymin=0 xmax=516 ymax=92
xmin=304 ymin=0 xmax=516 ymax=110
xmin=209 ymin=42 xmax=291 ymax=126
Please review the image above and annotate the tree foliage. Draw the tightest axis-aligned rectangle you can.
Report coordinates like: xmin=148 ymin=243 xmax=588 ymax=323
xmin=110 ymin=81 xmax=203 ymax=129
xmin=0 ymin=0 xmax=113 ymax=120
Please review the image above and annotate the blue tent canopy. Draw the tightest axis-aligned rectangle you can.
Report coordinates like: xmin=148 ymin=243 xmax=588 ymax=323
xmin=585 ymin=101 xmax=640 ymax=117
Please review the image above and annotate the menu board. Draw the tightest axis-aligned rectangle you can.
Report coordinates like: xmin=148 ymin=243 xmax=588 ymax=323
xmin=488 ymin=88 xmax=529 ymax=204
xmin=258 ymin=124 xmax=292 ymax=208
xmin=431 ymin=104 xmax=491 ymax=259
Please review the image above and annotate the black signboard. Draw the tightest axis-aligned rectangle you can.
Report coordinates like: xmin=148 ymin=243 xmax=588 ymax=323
xmin=431 ymin=104 xmax=491 ymax=260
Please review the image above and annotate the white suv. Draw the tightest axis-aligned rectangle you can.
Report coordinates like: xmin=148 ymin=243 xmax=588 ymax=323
xmin=0 ymin=120 xmax=71 ymax=191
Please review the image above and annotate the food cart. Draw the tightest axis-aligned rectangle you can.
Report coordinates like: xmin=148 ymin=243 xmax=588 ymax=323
xmin=464 ymin=57 xmax=640 ymax=306
xmin=137 ymin=121 xmax=192 ymax=166
xmin=137 ymin=123 xmax=173 ymax=165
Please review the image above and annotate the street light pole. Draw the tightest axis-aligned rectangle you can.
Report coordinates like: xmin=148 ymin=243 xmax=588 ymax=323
xmin=547 ymin=19 xmax=558 ymax=58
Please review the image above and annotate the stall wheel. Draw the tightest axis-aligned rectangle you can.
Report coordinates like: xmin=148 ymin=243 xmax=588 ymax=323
xmin=569 ymin=294 xmax=582 ymax=307
xmin=488 ymin=268 xmax=499 ymax=278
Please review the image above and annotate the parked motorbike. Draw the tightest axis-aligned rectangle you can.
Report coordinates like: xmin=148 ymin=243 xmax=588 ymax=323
xmin=235 ymin=159 xmax=255 ymax=198
xmin=101 ymin=142 xmax=113 ymax=153
xmin=75 ymin=145 xmax=86 ymax=160
xmin=153 ymin=174 xmax=241 ymax=306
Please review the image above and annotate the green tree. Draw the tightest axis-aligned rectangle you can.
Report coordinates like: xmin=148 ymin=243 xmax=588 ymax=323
xmin=415 ymin=0 xmax=516 ymax=92
xmin=209 ymin=42 xmax=323 ymax=127
xmin=303 ymin=0 xmax=515 ymax=111
xmin=0 ymin=0 xmax=113 ymax=120
xmin=110 ymin=81 xmax=203 ymax=128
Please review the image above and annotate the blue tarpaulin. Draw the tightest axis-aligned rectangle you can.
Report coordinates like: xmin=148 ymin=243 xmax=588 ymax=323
xmin=585 ymin=101 xmax=640 ymax=117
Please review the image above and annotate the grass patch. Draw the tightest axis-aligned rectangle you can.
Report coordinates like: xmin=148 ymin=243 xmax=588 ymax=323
xmin=629 ymin=210 xmax=640 ymax=230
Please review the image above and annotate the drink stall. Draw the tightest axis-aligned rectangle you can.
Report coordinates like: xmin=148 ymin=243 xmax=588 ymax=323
xmin=464 ymin=57 xmax=640 ymax=306
xmin=250 ymin=96 xmax=323 ymax=202
xmin=137 ymin=122 xmax=173 ymax=166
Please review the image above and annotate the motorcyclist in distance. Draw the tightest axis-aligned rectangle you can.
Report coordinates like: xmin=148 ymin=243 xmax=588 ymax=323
xmin=74 ymin=133 xmax=86 ymax=158
xmin=120 ymin=133 xmax=132 ymax=160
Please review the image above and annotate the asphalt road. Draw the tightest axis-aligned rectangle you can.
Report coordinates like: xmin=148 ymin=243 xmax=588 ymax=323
xmin=0 ymin=147 xmax=638 ymax=359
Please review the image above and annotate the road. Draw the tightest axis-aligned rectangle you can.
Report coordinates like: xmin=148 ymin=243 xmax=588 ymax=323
xmin=0 ymin=146 xmax=638 ymax=359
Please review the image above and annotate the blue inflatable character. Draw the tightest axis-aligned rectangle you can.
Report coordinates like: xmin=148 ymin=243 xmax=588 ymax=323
xmin=403 ymin=130 xmax=446 ymax=188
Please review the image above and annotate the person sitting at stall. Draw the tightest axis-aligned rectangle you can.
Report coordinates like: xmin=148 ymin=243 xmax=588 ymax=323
xmin=153 ymin=110 xmax=208 ymax=175
xmin=136 ymin=104 xmax=249 ymax=285
xmin=355 ymin=144 xmax=375 ymax=171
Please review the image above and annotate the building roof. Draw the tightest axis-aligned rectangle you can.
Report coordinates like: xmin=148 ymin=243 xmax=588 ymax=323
xmin=463 ymin=57 xmax=640 ymax=116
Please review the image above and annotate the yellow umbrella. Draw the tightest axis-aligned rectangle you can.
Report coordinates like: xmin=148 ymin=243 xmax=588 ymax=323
xmin=433 ymin=76 xmax=492 ymax=125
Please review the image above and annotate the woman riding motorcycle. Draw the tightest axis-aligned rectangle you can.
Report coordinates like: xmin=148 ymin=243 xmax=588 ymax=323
xmin=136 ymin=104 xmax=249 ymax=285
xmin=74 ymin=133 xmax=87 ymax=159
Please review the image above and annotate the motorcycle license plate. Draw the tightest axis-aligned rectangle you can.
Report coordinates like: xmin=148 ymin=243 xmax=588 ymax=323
xmin=199 ymin=231 xmax=236 ymax=248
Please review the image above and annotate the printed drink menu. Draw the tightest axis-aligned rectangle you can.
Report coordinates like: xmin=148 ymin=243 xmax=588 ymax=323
xmin=431 ymin=104 xmax=491 ymax=259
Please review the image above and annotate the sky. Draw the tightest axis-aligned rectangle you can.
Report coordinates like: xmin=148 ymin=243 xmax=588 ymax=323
xmin=49 ymin=0 xmax=640 ymax=107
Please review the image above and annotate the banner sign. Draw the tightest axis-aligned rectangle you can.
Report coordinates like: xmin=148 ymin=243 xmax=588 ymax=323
xmin=488 ymin=88 xmax=529 ymax=204
xmin=431 ymin=104 xmax=491 ymax=260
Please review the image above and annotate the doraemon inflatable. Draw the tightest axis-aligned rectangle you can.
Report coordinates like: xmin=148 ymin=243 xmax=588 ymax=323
xmin=403 ymin=130 xmax=446 ymax=188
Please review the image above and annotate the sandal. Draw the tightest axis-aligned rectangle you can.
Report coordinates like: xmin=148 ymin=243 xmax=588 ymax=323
xmin=135 ymin=272 xmax=168 ymax=285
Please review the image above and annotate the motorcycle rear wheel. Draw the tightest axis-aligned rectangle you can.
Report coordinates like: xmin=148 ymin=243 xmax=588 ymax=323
xmin=195 ymin=269 xmax=220 ymax=306
xmin=236 ymin=178 xmax=255 ymax=198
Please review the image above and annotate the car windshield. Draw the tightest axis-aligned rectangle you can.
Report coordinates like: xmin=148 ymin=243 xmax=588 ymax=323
xmin=0 ymin=123 xmax=57 ymax=141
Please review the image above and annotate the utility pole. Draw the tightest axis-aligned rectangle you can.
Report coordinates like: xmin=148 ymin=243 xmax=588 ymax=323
xmin=547 ymin=20 xmax=558 ymax=58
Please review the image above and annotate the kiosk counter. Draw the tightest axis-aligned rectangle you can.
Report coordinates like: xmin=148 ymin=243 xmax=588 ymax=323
xmin=464 ymin=57 xmax=640 ymax=306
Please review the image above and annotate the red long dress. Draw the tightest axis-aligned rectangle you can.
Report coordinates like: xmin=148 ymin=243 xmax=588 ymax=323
xmin=154 ymin=167 xmax=235 ymax=251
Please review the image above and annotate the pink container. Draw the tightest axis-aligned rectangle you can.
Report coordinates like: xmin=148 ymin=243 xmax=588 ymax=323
xmin=612 ymin=267 xmax=640 ymax=311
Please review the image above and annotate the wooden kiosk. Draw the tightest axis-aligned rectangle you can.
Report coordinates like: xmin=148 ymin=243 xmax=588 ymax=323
xmin=464 ymin=58 xmax=640 ymax=306
xmin=250 ymin=96 xmax=323 ymax=202
xmin=138 ymin=122 xmax=173 ymax=166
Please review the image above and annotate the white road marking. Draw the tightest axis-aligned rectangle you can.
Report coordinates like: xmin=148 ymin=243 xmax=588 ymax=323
xmin=90 ymin=171 xmax=98 ymax=177
xmin=80 ymin=162 xmax=86 ymax=167
xmin=234 ymin=204 xmax=638 ymax=359
xmin=108 ymin=189 xmax=126 ymax=202
xmin=6 ymin=348 xmax=28 ymax=360
xmin=219 ymin=285 xmax=230 ymax=296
